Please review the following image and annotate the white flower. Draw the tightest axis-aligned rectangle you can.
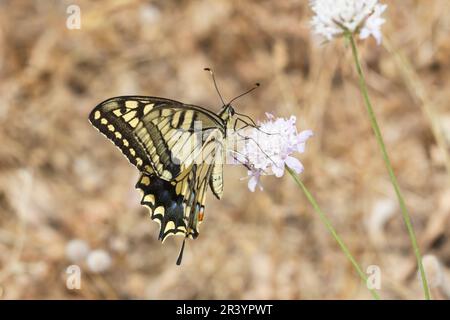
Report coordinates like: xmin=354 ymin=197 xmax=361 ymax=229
xmin=139 ymin=4 xmax=161 ymax=25
xmin=359 ymin=4 xmax=387 ymax=45
xmin=237 ymin=113 xmax=313 ymax=192
xmin=310 ymin=0 xmax=387 ymax=44
xmin=66 ymin=239 xmax=90 ymax=263
xmin=421 ymin=255 xmax=444 ymax=289
xmin=86 ymin=249 xmax=112 ymax=273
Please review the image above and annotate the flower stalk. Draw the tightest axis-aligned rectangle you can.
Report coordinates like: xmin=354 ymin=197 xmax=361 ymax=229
xmin=286 ymin=166 xmax=380 ymax=300
xmin=346 ymin=31 xmax=431 ymax=299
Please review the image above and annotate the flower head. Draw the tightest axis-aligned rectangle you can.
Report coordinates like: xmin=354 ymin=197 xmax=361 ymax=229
xmin=86 ymin=249 xmax=112 ymax=273
xmin=66 ymin=239 xmax=90 ymax=263
xmin=236 ymin=113 xmax=313 ymax=192
xmin=310 ymin=0 xmax=387 ymax=44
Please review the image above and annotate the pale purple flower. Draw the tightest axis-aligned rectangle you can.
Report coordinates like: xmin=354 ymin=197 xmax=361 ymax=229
xmin=237 ymin=113 xmax=313 ymax=192
xmin=310 ymin=0 xmax=387 ymax=44
xmin=247 ymin=170 xmax=263 ymax=192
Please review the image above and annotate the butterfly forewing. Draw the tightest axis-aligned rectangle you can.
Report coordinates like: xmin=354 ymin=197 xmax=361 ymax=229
xmin=89 ymin=97 xmax=154 ymax=173
xmin=89 ymin=96 xmax=225 ymax=180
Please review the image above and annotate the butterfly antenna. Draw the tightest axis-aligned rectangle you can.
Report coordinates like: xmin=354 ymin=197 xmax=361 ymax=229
xmin=228 ymin=83 xmax=260 ymax=105
xmin=176 ymin=238 xmax=187 ymax=266
xmin=204 ymin=67 xmax=226 ymax=106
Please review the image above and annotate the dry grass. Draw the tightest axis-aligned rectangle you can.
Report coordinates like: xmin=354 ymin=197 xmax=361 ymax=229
xmin=0 ymin=0 xmax=450 ymax=299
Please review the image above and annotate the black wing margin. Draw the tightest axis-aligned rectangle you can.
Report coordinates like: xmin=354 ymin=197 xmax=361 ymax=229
xmin=135 ymin=163 xmax=213 ymax=242
xmin=88 ymin=97 xmax=156 ymax=173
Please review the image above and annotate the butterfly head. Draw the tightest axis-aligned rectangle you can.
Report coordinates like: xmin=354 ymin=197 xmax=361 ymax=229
xmin=219 ymin=104 xmax=235 ymax=122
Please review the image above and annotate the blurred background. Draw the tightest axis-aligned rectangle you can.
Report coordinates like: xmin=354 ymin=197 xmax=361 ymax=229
xmin=0 ymin=0 xmax=450 ymax=299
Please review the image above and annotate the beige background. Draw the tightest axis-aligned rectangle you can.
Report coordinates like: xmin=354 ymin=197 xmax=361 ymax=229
xmin=0 ymin=0 xmax=449 ymax=299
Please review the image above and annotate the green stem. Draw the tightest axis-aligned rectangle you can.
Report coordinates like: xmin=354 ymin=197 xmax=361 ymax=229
xmin=346 ymin=33 xmax=430 ymax=300
xmin=286 ymin=167 xmax=381 ymax=300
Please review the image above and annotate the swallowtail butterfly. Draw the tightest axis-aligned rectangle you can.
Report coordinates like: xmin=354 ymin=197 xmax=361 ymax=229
xmin=89 ymin=70 xmax=258 ymax=264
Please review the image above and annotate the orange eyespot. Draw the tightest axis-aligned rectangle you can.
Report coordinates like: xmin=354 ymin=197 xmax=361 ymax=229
xmin=198 ymin=208 xmax=204 ymax=222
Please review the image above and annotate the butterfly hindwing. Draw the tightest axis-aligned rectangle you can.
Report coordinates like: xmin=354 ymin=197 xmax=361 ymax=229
xmin=136 ymin=173 xmax=187 ymax=241
xmin=136 ymin=163 xmax=213 ymax=242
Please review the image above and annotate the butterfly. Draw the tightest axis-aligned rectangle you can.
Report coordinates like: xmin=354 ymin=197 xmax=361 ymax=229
xmin=89 ymin=70 xmax=259 ymax=264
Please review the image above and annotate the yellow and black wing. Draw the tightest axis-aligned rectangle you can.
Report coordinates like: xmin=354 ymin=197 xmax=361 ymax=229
xmin=89 ymin=96 xmax=225 ymax=242
xmin=89 ymin=96 xmax=226 ymax=180
xmin=134 ymin=130 xmax=223 ymax=242
xmin=135 ymin=162 xmax=214 ymax=241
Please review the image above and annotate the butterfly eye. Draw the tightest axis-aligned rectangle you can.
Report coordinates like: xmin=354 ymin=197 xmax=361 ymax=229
xmin=229 ymin=106 xmax=235 ymax=116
